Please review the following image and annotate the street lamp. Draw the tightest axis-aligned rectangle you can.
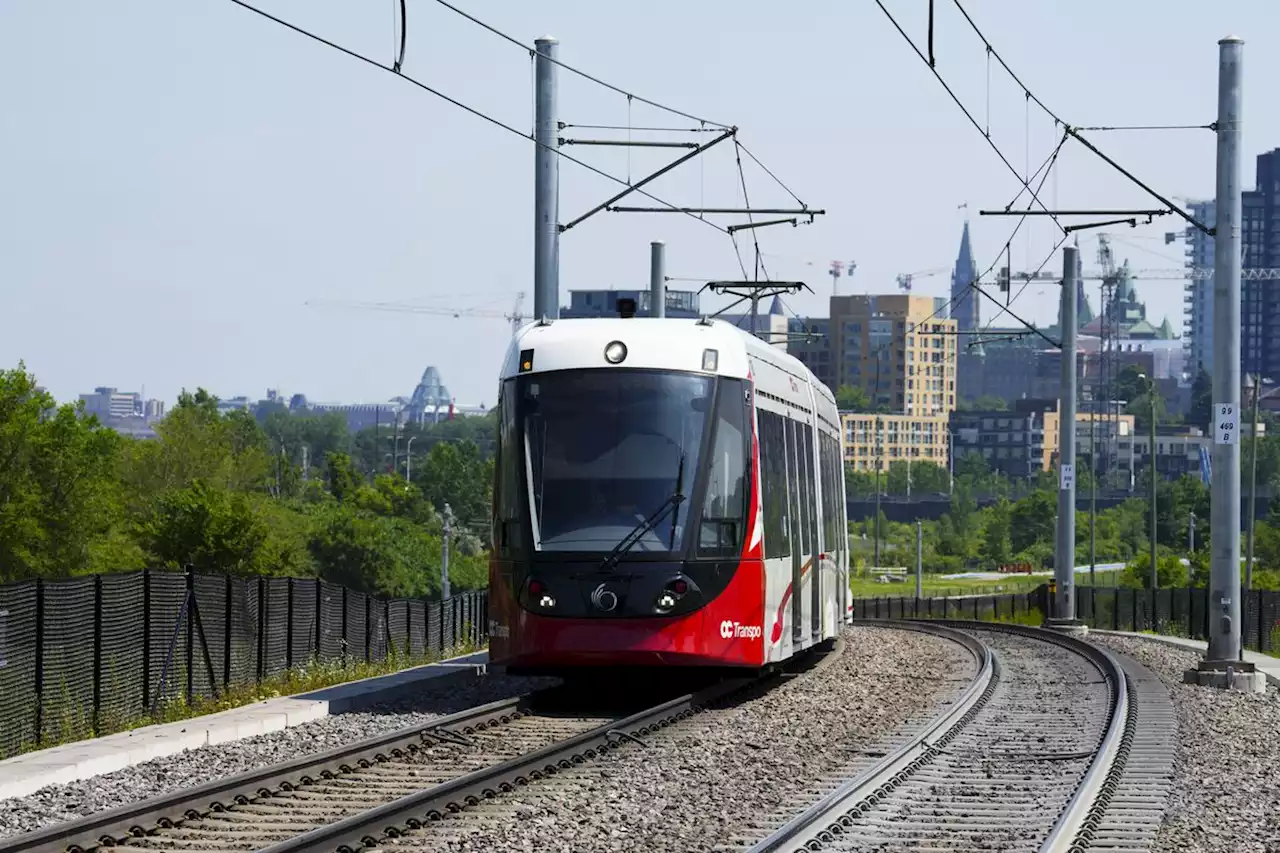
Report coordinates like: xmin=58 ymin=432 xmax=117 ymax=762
xmin=1137 ymin=372 xmax=1158 ymax=589
xmin=1244 ymin=374 xmax=1276 ymax=592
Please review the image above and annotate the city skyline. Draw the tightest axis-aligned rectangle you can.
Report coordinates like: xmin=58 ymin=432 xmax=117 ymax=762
xmin=3 ymin=1 xmax=1276 ymax=408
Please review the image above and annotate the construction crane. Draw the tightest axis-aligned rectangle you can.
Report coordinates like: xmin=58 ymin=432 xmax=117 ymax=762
xmin=306 ymin=292 xmax=527 ymax=337
xmin=896 ymin=267 xmax=948 ymax=292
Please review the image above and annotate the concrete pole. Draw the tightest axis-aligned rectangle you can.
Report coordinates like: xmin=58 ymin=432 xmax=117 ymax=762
xmin=650 ymin=241 xmax=666 ymax=318
xmin=1149 ymin=381 xmax=1158 ymax=589
xmin=1054 ymin=245 xmax=1079 ymax=622
xmin=1089 ymin=406 xmax=1097 ymax=589
xmin=915 ymin=521 xmax=923 ymax=600
xmin=441 ymin=502 xmax=453 ymax=600
xmin=1207 ymin=36 xmax=1243 ymax=663
xmin=1245 ymin=375 xmax=1260 ymax=591
xmin=533 ymin=37 xmax=560 ymax=322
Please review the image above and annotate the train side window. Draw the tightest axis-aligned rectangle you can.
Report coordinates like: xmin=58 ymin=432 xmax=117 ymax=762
xmin=759 ymin=410 xmax=790 ymax=559
xmin=800 ymin=425 xmax=817 ymax=556
xmin=784 ymin=419 xmax=802 ymax=557
xmin=698 ymin=381 xmax=748 ymax=557
xmin=496 ymin=380 xmax=523 ymax=552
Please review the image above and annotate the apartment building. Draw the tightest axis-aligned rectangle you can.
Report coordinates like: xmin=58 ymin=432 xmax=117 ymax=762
xmin=827 ymin=293 xmax=958 ymax=416
xmin=841 ymin=412 xmax=949 ymax=473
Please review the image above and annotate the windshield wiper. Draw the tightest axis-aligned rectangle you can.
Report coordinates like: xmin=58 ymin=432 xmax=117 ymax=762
xmin=599 ymin=454 xmax=686 ymax=572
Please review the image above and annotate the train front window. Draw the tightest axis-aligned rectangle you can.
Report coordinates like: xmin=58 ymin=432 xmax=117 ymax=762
xmin=520 ymin=369 xmax=713 ymax=553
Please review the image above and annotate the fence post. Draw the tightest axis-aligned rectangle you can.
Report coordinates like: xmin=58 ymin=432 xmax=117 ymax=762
xmin=185 ymin=570 xmax=195 ymax=705
xmin=285 ymin=579 xmax=295 ymax=671
xmin=223 ymin=574 xmax=233 ymax=689
xmin=34 ymin=578 xmax=44 ymax=745
xmin=341 ymin=586 xmax=348 ymax=666
xmin=314 ymin=580 xmax=322 ymax=663
xmin=364 ymin=594 xmax=372 ymax=663
xmin=256 ymin=576 xmax=267 ymax=681
xmin=384 ymin=599 xmax=393 ymax=659
xmin=92 ymin=574 xmax=103 ymax=734
xmin=141 ymin=569 xmax=151 ymax=710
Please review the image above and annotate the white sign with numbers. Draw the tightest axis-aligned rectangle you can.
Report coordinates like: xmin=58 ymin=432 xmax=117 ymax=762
xmin=1060 ymin=463 xmax=1075 ymax=490
xmin=1215 ymin=402 xmax=1239 ymax=444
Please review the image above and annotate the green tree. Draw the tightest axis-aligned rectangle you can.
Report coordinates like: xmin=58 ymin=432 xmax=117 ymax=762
xmin=0 ymin=365 xmax=132 ymax=579
xmin=835 ymin=385 xmax=871 ymax=412
xmin=325 ymin=451 xmax=362 ymax=502
xmin=980 ymin=499 xmax=1013 ymax=565
xmin=1121 ymin=551 xmax=1187 ymax=589
xmin=142 ymin=480 xmax=269 ymax=575
xmin=1010 ymin=490 xmax=1055 ymax=555
xmin=417 ymin=440 xmax=493 ymax=524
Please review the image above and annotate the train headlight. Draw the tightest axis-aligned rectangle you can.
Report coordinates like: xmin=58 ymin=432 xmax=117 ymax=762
xmin=656 ymin=592 xmax=676 ymax=612
xmin=604 ymin=340 xmax=628 ymax=364
xmin=539 ymin=594 xmax=556 ymax=609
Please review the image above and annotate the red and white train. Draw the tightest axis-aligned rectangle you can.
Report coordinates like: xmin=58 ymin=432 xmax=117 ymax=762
xmin=487 ymin=310 xmax=849 ymax=675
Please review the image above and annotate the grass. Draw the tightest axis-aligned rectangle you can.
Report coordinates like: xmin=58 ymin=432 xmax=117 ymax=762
xmin=849 ymin=569 xmax=1122 ymax=599
xmin=15 ymin=632 xmax=487 ymax=759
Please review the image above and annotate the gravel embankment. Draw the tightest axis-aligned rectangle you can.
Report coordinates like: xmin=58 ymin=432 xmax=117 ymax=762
xmin=0 ymin=670 xmax=558 ymax=841
xmin=385 ymin=625 xmax=975 ymax=853
xmin=1089 ymin=634 xmax=1280 ymax=853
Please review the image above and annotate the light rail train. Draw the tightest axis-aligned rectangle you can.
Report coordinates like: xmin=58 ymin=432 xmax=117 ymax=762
xmin=487 ymin=306 xmax=849 ymax=675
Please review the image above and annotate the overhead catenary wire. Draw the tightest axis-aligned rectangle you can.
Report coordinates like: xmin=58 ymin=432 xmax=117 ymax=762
xmin=222 ymin=0 xmax=731 ymax=236
xmin=915 ymin=0 xmax=1211 ymax=236
xmin=427 ymin=0 xmax=732 ymax=130
xmin=872 ymin=0 xmax=1063 ymax=234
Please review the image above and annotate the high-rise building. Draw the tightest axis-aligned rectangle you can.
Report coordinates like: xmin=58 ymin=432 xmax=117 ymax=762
xmin=949 ymin=221 xmax=980 ymax=334
xmin=79 ymin=386 xmax=142 ymax=419
xmin=1182 ymin=199 xmax=1215 ymax=374
xmin=1184 ymin=148 xmax=1280 ymax=380
xmin=827 ymin=293 xmax=958 ymax=416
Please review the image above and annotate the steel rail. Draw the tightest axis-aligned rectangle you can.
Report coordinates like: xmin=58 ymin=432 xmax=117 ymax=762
xmin=746 ymin=621 xmax=1132 ymax=853
xmin=2 ymin=692 xmax=545 ymax=853
xmin=909 ymin=621 xmax=1134 ymax=853
xmin=261 ymin=675 xmax=762 ymax=853
xmin=743 ymin=621 xmax=995 ymax=853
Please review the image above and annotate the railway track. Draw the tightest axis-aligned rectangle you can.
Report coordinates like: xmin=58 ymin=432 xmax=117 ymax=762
xmin=5 ymin=650 xmax=830 ymax=853
xmin=742 ymin=621 xmax=1175 ymax=853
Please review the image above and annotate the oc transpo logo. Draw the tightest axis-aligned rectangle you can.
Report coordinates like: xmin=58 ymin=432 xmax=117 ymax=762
xmin=719 ymin=620 xmax=763 ymax=640
xmin=591 ymin=583 xmax=619 ymax=613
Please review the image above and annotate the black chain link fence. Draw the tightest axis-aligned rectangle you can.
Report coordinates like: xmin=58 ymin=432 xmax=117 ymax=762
xmin=853 ymin=585 xmax=1280 ymax=658
xmin=0 ymin=571 xmax=488 ymax=760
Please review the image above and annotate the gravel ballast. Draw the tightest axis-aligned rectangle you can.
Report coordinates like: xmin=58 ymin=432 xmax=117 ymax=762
xmin=381 ymin=625 xmax=975 ymax=853
xmin=0 ymin=670 xmax=557 ymax=840
xmin=1088 ymin=634 xmax=1280 ymax=853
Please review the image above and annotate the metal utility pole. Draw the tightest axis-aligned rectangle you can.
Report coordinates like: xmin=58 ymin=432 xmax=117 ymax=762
xmin=1089 ymin=406 xmax=1097 ymax=589
xmin=405 ymin=436 xmax=417 ymax=484
xmin=915 ymin=521 xmax=923 ymax=600
xmin=441 ymin=502 xmax=454 ymax=600
xmin=533 ymin=37 xmax=560 ymax=322
xmin=874 ymin=416 xmax=882 ymax=570
xmin=1189 ymin=512 xmax=1196 ymax=554
xmin=1207 ymin=36 xmax=1244 ymax=664
xmin=1245 ymin=374 xmax=1261 ymax=591
xmin=1054 ymin=245 xmax=1079 ymax=622
xmin=650 ymin=240 xmax=666 ymax=318
xmin=1149 ymin=378 xmax=1159 ymax=589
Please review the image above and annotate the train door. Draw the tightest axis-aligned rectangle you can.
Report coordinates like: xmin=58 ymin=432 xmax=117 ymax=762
xmin=785 ymin=417 xmax=803 ymax=648
xmin=801 ymin=423 xmax=821 ymax=643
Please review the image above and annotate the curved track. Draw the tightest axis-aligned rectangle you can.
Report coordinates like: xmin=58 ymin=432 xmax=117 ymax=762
xmin=744 ymin=621 xmax=1174 ymax=853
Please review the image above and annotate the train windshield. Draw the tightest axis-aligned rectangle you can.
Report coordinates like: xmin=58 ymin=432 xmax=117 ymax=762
xmin=517 ymin=369 xmax=739 ymax=554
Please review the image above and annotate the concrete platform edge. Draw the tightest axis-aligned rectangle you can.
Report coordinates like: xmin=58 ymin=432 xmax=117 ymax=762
xmin=0 ymin=649 xmax=489 ymax=801
xmin=1089 ymin=629 xmax=1280 ymax=688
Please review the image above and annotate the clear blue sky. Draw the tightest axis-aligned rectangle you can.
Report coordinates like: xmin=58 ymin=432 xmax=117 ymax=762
xmin=3 ymin=1 xmax=1276 ymax=408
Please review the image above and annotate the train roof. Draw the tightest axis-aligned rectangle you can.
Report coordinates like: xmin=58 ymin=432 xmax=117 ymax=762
xmin=499 ymin=316 xmax=831 ymax=400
